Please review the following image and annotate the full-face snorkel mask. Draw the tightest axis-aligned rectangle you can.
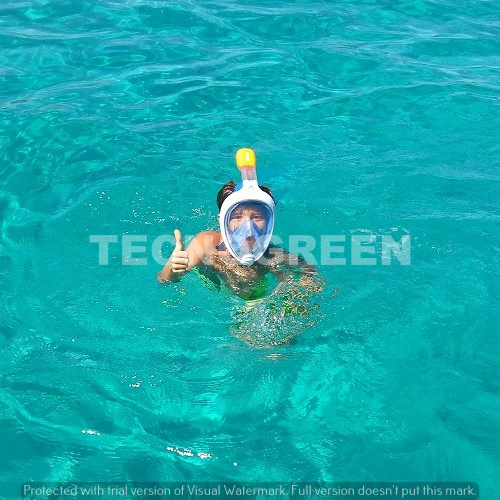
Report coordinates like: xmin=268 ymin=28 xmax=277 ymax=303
xmin=219 ymin=148 xmax=275 ymax=266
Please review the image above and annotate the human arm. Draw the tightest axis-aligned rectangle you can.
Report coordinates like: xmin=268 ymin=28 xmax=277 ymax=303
xmin=267 ymin=246 xmax=324 ymax=291
xmin=156 ymin=230 xmax=219 ymax=283
xmin=258 ymin=247 xmax=324 ymax=317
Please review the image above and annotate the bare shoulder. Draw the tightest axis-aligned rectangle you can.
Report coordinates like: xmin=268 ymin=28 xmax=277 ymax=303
xmin=196 ymin=230 xmax=222 ymax=246
xmin=187 ymin=231 xmax=222 ymax=255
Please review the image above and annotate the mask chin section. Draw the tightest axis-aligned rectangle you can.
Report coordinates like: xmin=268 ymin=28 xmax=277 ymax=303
xmin=239 ymin=254 xmax=256 ymax=266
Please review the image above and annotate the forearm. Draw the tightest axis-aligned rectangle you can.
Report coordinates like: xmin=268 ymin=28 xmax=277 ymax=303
xmin=281 ymin=250 xmax=317 ymax=276
xmin=276 ymin=250 xmax=324 ymax=291
xmin=157 ymin=261 xmax=182 ymax=283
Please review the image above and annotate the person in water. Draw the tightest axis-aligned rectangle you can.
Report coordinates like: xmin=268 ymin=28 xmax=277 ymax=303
xmin=157 ymin=149 xmax=322 ymax=301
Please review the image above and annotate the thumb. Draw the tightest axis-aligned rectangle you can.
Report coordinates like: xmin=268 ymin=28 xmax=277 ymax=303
xmin=174 ymin=229 xmax=184 ymax=251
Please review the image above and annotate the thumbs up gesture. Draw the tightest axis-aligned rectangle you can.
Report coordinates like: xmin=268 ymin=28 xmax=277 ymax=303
xmin=170 ymin=229 xmax=189 ymax=273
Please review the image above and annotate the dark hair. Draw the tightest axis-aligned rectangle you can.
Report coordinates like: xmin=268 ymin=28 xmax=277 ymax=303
xmin=216 ymin=180 xmax=276 ymax=210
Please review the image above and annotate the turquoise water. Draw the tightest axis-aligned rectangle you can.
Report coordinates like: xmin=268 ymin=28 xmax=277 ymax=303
xmin=1 ymin=0 xmax=499 ymax=497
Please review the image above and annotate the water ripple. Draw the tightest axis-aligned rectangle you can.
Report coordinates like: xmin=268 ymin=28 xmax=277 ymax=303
xmin=0 ymin=0 xmax=498 ymax=491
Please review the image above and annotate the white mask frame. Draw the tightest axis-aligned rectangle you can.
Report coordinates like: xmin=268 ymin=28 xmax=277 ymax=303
xmin=219 ymin=179 xmax=275 ymax=266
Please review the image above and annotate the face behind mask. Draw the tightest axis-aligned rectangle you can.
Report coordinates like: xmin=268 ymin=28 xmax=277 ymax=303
xmin=232 ymin=219 xmax=264 ymax=243
xmin=226 ymin=205 xmax=272 ymax=264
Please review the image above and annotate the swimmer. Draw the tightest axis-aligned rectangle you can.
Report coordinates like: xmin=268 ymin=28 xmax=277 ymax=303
xmin=157 ymin=148 xmax=323 ymax=301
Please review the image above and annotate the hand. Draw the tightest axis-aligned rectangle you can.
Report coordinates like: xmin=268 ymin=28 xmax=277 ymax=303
xmin=170 ymin=229 xmax=189 ymax=273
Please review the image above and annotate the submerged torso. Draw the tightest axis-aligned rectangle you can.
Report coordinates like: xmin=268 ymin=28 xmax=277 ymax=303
xmin=197 ymin=232 xmax=284 ymax=300
xmin=198 ymin=250 xmax=270 ymax=300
